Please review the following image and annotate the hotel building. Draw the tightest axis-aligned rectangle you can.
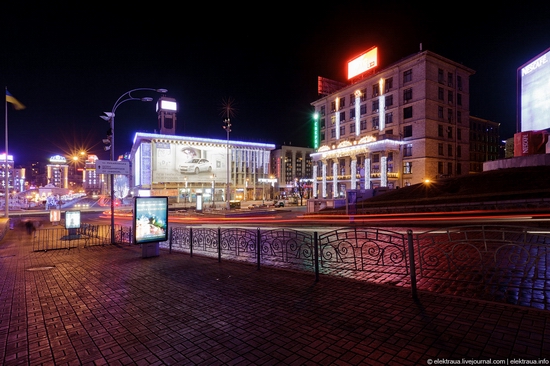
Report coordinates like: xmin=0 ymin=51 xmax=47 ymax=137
xmin=311 ymin=50 xmax=475 ymax=198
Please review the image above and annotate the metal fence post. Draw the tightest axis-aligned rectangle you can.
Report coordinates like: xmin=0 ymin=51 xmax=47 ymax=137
xmin=257 ymin=228 xmax=261 ymax=270
xmin=169 ymin=227 xmax=172 ymax=253
xmin=407 ymin=229 xmax=418 ymax=300
xmin=314 ymin=231 xmax=319 ymax=282
xmin=217 ymin=227 xmax=222 ymax=262
xmin=189 ymin=227 xmax=193 ymax=257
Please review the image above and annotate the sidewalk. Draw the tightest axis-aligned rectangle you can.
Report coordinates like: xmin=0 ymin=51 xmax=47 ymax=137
xmin=0 ymin=223 xmax=549 ymax=365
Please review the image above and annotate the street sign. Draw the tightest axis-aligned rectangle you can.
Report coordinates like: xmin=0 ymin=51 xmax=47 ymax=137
xmin=96 ymin=160 xmax=130 ymax=175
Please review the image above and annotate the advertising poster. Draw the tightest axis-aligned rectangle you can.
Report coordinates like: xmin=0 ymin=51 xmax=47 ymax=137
xmin=65 ymin=211 xmax=81 ymax=229
xmin=152 ymin=143 xmax=227 ymax=184
xmin=134 ymin=196 xmax=169 ymax=244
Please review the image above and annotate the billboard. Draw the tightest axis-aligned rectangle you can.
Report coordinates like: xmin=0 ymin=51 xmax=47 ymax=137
xmin=133 ymin=196 xmax=169 ymax=244
xmin=519 ymin=47 xmax=550 ymax=132
xmin=150 ymin=142 xmax=229 ymax=184
xmin=65 ymin=211 xmax=81 ymax=229
xmin=348 ymin=47 xmax=378 ymax=79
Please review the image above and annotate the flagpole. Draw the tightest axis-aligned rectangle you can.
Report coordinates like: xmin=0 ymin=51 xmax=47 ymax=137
xmin=4 ymin=87 xmax=9 ymax=219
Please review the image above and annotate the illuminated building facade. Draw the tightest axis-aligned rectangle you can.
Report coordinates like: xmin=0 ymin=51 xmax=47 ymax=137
xmin=46 ymin=155 xmax=69 ymax=189
xmin=311 ymin=50 xmax=475 ymax=198
xmin=82 ymin=155 xmax=102 ymax=195
xmin=0 ymin=154 xmax=14 ymax=193
xmin=130 ymin=132 xmax=275 ymax=203
xmin=270 ymin=145 xmax=314 ymax=198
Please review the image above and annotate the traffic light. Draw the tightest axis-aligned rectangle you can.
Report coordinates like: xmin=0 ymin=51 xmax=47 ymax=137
xmin=103 ymin=128 xmax=112 ymax=151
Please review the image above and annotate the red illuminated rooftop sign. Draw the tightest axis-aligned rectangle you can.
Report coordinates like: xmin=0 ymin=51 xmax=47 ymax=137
xmin=347 ymin=47 xmax=378 ymax=79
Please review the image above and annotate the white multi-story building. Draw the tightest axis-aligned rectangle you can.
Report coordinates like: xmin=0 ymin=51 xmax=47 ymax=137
xmin=311 ymin=50 xmax=475 ymax=198
xmin=130 ymin=132 xmax=275 ymax=204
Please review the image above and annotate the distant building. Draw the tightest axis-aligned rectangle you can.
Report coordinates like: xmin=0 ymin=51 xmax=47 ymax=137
xmin=469 ymin=116 xmax=500 ymax=173
xmin=311 ymin=49 xmax=475 ymax=198
xmin=46 ymin=155 xmax=69 ymax=188
xmin=270 ymin=145 xmax=314 ymax=199
xmin=82 ymin=155 xmax=102 ymax=195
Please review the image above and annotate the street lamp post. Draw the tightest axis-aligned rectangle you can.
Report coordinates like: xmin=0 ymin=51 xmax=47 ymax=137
xmin=223 ymin=118 xmax=231 ymax=210
xmin=101 ymin=88 xmax=167 ymax=244
xmin=211 ymin=174 xmax=216 ymax=208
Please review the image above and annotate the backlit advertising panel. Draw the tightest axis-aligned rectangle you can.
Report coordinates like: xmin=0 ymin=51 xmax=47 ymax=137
xmin=152 ymin=142 xmax=229 ymax=184
xmin=348 ymin=47 xmax=378 ymax=79
xmin=133 ymin=196 xmax=169 ymax=244
xmin=519 ymin=47 xmax=550 ymax=132
xmin=65 ymin=210 xmax=81 ymax=229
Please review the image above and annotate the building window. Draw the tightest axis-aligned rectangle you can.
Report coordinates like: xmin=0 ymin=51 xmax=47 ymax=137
xmin=372 ymin=116 xmax=379 ymax=130
xmin=350 ymin=93 xmax=355 ymax=105
xmin=438 ymin=69 xmax=444 ymax=83
xmin=403 ymin=69 xmax=412 ymax=83
xmin=385 ymin=112 xmax=393 ymax=124
xmin=457 ymin=145 xmax=462 ymax=157
xmin=448 ymin=162 xmax=453 ymax=175
xmin=438 ymin=87 xmax=444 ymax=100
xmin=403 ymin=125 xmax=412 ymax=138
xmin=331 ymin=101 xmax=336 ymax=112
xmin=448 ymin=144 xmax=453 ymax=157
xmin=340 ymin=111 xmax=345 ymax=121
xmin=448 ymin=91 xmax=453 ymax=104
xmin=457 ymin=93 xmax=462 ymax=106
xmin=403 ymin=161 xmax=413 ymax=174
xmin=447 ymin=126 xmax=453 ymax=139
xmin=403 ymin=88 xmax=412 ymax=103
xmin=438 ymin=106 xmax=444 ymax=119
xmin=385 ymin=77 xmax=393 ymax=92
xmin=320 ymin=118 xmax=325 ymax=129
xmin=457 ymin=162 xmax=462 ymax=175
xmin=372 ymin=83 xmax=379 ymax=97
xmin=403 ymin=106 xmax=413 ymax=119
xmin=350 ymin=108 xmax=356 ymax=119
xmin=360 ymin=104 xmax=367 ymax=115
xmin=360 ymin=89 xmax=367 ymax=102
xmin=438 ymin=143 xmax=444 ymax=155
xmin=438 ymin=125 xmax=444 ymax=137
xmin=321 ymin=131 xmax=325 ymax=140
xmin=331 ymin=129 xmax=336 ymax=138
xmin=331 ymin=115 xmax=336 ymax=124
xmin=457 ymin=75 xmax=463 ymax=91
xmin=350 ymin=123 xmax=355 ymax=133
xmin=447 ymin=108 xmax=453 ymax=123
xmin=340 ymin=97 xmax=345 ymax=108
xmin=340 ymin=125 xmax=345 ymax=136
xmin=457 ymin=128 xmax=462 ymax=140
xmin=385 ymin=94 xmax=393 ymax=107
xmin=372 ymin=99 xmax=379 ymax=112
xmin=457 ymin=111 xmax=462 ymax=124
xmin=448 ymin=72 xmax=453 ymax=87
xmin=360 ymin=120 xmax=367 ymax=130
xmin=320 ymin=106 xmax=325 ymax=116
xmin=438 ymin=162 xmax=444 ymax=174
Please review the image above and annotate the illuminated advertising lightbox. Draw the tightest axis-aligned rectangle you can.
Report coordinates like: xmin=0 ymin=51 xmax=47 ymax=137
xmin=65 ymin=211 xmax=81 ymax=229
xmin=133 ymin=196 xmax=169 ymax=244
xmin=348 ymin=47 xmax=378 ymax=79
xmin=519 ymin=47 xmax=550 ymax=132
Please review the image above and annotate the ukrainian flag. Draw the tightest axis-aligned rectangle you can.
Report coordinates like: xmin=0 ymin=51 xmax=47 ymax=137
xmin=6 ymin=90 xmax=25 ymax=110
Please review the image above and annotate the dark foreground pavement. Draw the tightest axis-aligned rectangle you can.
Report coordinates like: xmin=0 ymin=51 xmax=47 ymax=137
xmin=1 ymin=224 xmax=549 ymax=365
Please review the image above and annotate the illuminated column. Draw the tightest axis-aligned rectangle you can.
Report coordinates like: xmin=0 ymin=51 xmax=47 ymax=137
xmin=332 ymin=159 xmax=338 ymax=199
xmin=365 ymin=157 xmax=371 ymax=190
xmin=379 ymin=79 xmax=385 ymax=131
xmin=350 ymin=157 xmax=357 ymax=190
xmin=381 ymin=155 xmax=387 ymax=187
xmin=321 ymin=160 xmax=327 ymax=198
xmin=335 ymin=97 xmax=341 ymax=140
xmin=354 ymin=90 xmax=361 ymax=136
xmin=312 ymin=164 xmax=318 ymax=198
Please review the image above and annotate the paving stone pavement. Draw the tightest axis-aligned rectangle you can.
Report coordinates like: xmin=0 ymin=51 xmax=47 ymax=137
xmin=1 ymin=225 xmax=549 ymax=365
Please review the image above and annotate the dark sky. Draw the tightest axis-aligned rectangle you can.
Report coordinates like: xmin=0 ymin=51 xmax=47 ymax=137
xmin=2 ymin=3 xmax=550 ymax=166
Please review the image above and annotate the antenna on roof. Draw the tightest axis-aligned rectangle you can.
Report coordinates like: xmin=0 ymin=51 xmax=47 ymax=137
xmin=420 ymin=43 xmax=423 ymax=51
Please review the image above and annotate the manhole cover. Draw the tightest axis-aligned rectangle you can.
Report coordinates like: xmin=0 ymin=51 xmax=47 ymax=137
xmin=26 ymin=266 xmax=56 ymax=271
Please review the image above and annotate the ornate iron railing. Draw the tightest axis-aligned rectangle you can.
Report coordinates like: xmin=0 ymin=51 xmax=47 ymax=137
xmin=32 ymin=224 xmax=131 ymax=251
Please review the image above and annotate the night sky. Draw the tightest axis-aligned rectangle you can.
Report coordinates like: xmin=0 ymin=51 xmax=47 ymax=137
xmin=2 ymin=3 xmax=550 ymax=166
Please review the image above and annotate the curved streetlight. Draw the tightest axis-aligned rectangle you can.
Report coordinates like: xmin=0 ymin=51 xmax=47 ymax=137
xmin=101 ymin=88 xmax=167 ymax=244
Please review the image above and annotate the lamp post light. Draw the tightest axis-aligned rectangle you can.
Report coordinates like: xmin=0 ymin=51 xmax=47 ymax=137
xmin=101 ymin=88 xmax=167 ymax=244
xmin=223 ymin=118 xmax=231 ymax=210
